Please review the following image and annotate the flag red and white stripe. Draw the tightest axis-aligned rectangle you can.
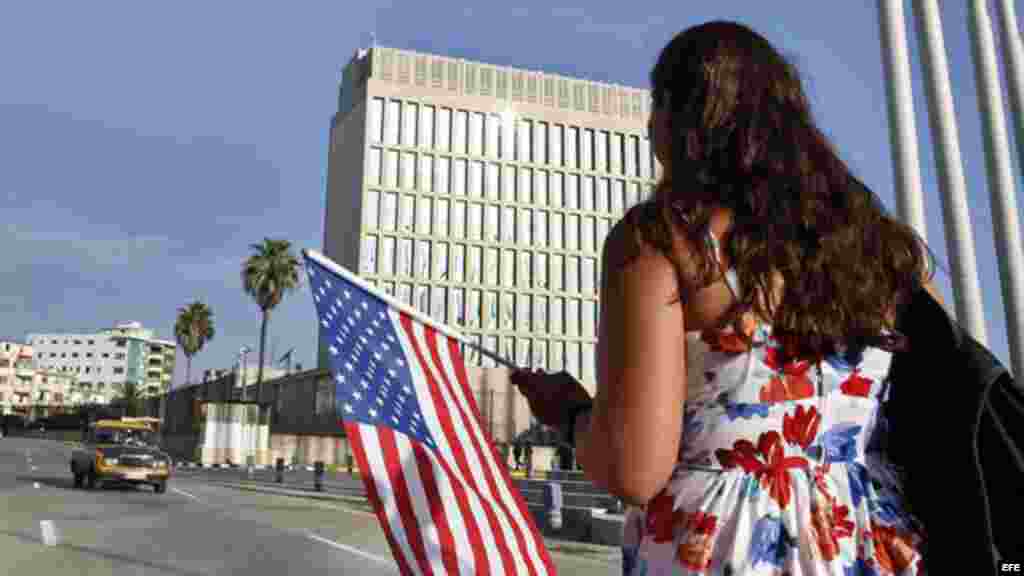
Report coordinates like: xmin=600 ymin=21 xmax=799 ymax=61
xmin=347 ymin=311 xmax=556 ymax=576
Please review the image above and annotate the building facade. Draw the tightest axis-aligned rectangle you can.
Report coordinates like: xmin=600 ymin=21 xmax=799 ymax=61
xmin=0 ymin=341 xmax=82 ymax=417
xmin=26 ymin=322 xmax=176 ymax=402
xmin=323 ymin=46 xmax=661 ymax=393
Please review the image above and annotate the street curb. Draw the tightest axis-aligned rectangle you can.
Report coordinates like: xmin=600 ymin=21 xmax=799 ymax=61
xmin=202 ymin=480 xmax=623 ymax=558
xmin=201 ymin=480 xmax=374 ymax=507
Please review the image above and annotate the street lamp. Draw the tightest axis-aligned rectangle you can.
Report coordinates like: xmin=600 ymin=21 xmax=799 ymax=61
xmin=238 ymin=346 xmax=251 ymax=401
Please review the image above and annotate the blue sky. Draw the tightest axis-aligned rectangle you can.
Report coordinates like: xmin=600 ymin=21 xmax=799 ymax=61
xmin=3 ymin=1 xmax=1023 ymax=386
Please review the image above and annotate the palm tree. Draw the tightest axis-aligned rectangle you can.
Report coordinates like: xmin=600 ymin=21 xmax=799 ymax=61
xmin=175 ymin=301 xmax=216 ymax=387
xmin=242 ymin=238 xmax=302 ymax=400
xmin=113 ymin=381 xmax=144 ymax=417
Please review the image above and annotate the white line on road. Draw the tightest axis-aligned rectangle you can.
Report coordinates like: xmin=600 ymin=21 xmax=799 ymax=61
xmin=306 ymin=531 xmax=397 ymax=571
xmin=171 ymin=487 xmax=205 ymax=504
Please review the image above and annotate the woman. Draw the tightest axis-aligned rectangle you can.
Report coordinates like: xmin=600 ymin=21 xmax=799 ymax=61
xmin=511 ymin=21 xmax=938 ymax=575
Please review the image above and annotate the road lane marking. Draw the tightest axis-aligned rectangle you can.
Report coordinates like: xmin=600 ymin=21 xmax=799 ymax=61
xmin=171 ymin=487 xmax=205 ymax=504
xmin=306 ymin=531 xmax=397 ymax=571
xmin=40 ymin=520 xmax=58 ymax=546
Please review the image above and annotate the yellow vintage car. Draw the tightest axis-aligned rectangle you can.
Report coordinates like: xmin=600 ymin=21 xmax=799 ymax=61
xmin=70 ymin=419 xmax=171 ymax=493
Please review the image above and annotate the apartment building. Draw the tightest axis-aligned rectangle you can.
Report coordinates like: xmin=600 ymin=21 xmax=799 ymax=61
xmin=323 ymin=45 xmax=661 ymax=393
xmin=0 ymin=341 xmax=82 ymax=416
xmin=27 ymin=322 xmax=176 ymax=401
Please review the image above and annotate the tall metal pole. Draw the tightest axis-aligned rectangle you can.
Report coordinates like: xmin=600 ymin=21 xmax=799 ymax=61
xmin=879 ymin=0 xmax=929 ymax=239
xmin=969 ymin=0 xmax=1024 ymax=379
xmin=913 ymin=0 xmax=988 ymax=343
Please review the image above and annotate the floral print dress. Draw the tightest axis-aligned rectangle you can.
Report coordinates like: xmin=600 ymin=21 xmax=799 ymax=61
xmin=620 ymin=231 xmax=927 ymax=576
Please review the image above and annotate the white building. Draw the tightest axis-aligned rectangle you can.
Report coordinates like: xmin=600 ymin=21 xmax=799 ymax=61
xmin=0 ymin=341 xmax=83 ymax=417
xmin=26 ymin=322 xmax=177 ymax=401
xmin=323 ymin=45 xmax=661 ymax=394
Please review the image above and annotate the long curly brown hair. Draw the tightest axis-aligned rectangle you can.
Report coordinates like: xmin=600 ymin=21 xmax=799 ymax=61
xmin=627 ymin=21 xmax=933 ymax=358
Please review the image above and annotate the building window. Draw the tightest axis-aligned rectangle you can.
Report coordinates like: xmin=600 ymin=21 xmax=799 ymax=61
xmin=415 ymin=240 xmax=430 ymax=279
xmin=452 ymin=159 xmax=466 ymax=196
xmin=314 ymin=375 xmax=334 ymax=416
xmin=581 ymin=215 xmax=598 ymax=251
xmin=517 ymin=208 xmax=531 ymax=246
xmin=517 ymin=120 xmax=531 ymax=163
xmin=566 ymin=174 xmax=579 ymax=210
xmin=610 ymin=132 xmax=623 ymax=175
xmin=517 ymin=294 xmax=531 ymax=333
xmin=550 ymin=125 xmax=563 ymax=167
xmin=453 ymin=110 xmax=468 ymax=154
xmin=485 ymin=247 xmax=499 ymax=286
xmin=534 ymin=170 xmax=548 ymax=206
xmin=501 ymin=293 xmax=515 ymax=330
xmin=468 ymin=202 xmax=482 ymax=241
xmin=384 ymin=150 xmax=398 ymax=189
xmin=452 ymin=201 xmax=466 ymax=239
xmin=369 ymin=98 xmax=384 ymax=143
xmin=581 ymin=177 xmax=594 ymax=211
xmin=401 ymin=101 xmax=418 ymax=148
xmin=534 ymin=121 xmax=547 ymax=165
xmin=434 ymin=243 xmax=448 ymax=281
xmin=626 ymin=135 xmax=638 ymax=177
xmin=486 ymin=115 xmax=500 ymax=159
xmin=552 ymin=253 xmax=569 ymax=291
xmin=400 ymin=194 xmax=415 ymax=232
xmin=437 ymin=108 xmax=452 ymax=152
xmin=452 ymin=244 xmax=465 ymax=283
xmin=501 ymin=165 xmax=516 ymax=203
xmin=401 ymin=152 xmax=416 ymax=190
xmin=385 ymin=100 xmax=400 ymax=145
xmin=113 ymin=367 xmax=124 ymax=375
xmin=435 ymin=157 xmax=450 ymax=194
xmin=517 ymin=168 xmax=532 ymax=204
xmin=485 ymin=205 xmax=499 ymax=242
xmin=467 ymin=290 xmax=481 ymax=329
xmin=380 ymin=237 xmax=395 ymax=275
xmin=419 ymin=105 xmax=435 ymax=149
xmin=580 ymin=129 xmax=593 ymax=171
xmin=593 ymin=177 xmax=606 ymax=213
xmin=486 ymin=163 xmax=499 ymax=201
xmin=535 ymin=253 xmax=548 ymax=289
xmin=469 ymin=112 xmax=484 ymax=156
xmin=566 ymin=214 xmax=579 ymax=250
xmin=416 ymin=196 xmax=431 ymax=235
xmin=567 ymin=257 xmax=580 ymax=293
xmin=469 ymin=161 xmax=483 ymax=198
xmin=361 ymin=237 xmax=377 ymax=274
xmin=502 ymin=207 xmax=515 ymax=243
xmin=381 ymin=192 xmax=397 ymax=231
xmin=418 ymin=154 xmax=433 ymax=193
xmin=501 ymin=249 xmax=515 ymax=287
xmin=582 ymin=258 xmax=596 ymax=295
xmin=468 ymin=246 xmax=482 ymax=284
xmin=397 ymin=239 xmax=413 ymax=277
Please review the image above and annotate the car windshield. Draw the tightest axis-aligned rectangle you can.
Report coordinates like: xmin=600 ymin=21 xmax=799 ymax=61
xmin=94 ymin=428 xmax=154 ymax=447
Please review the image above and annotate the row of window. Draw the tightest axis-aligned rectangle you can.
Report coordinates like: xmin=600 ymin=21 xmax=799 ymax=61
xmin=35 ymin=365 xmax=126 ymax=375
xmin=369 ymin=97 xmax=651 ymax=176
xmin=362 ymin=237 xmax=602 ymax=295
xmin=368 ymin=98 xmax=659 ymax=177
xmin=33 ymin=351 xmax=126 ymax=360
xmin=371 ymin=281 xmax=601 ymax=339
xmin=366 ymin=150 xmax=654 ymax=211
xmin=32 ymin=338 xmax=130 ymax=348
xmin=460 ymin=333 xmax=597 ymax=384
xmin=364 ymin=193 xmax=621 ymax=253
xmin=0 ymin=392 xmax=67 ymax=403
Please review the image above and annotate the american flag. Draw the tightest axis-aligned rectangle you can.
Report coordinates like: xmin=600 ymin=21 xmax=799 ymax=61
xmin=303 ymin=250 xmax=556 ymax=576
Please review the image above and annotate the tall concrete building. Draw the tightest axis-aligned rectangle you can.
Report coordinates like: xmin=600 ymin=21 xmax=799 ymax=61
xmin=322 ymin=45 xmax=660 ymax=392
xmin=27 ymin=322 xmax=176 ymax=402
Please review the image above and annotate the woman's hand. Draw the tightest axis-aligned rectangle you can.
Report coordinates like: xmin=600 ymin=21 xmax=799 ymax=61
xmin=509 ymin=369 xmax=592 ymax=429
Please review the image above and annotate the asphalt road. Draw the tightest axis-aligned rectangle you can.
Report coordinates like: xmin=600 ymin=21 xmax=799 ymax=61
xmin=0 ymin=438 xmax=619 ymax=575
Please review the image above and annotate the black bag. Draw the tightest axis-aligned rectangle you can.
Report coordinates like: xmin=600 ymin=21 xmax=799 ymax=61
xmin=885 ymin=287 xmax=1024 ymax=571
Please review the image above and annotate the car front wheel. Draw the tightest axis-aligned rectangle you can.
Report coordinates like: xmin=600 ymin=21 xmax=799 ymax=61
xmin=153 ymin=481 xmax=166 ymax=494
xmin=85 ymin=470 xmax=97 ymax=490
